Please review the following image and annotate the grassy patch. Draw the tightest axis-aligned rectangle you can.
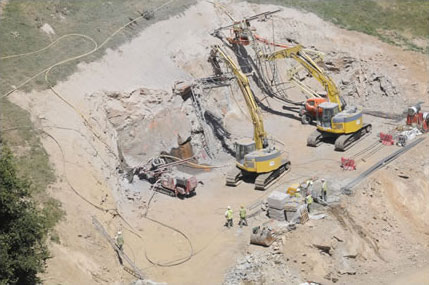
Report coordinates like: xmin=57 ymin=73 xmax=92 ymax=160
xmin=0 ymin=99 xmax=55 ymax=193
xmin=0 ymin=0 xmax=149 ymax=94
xmin=0 ymin=98 xmax=64 ymax=232
xmin=0 ymin=0 xmax=196 ymax=95
xmin=250 ymin=0 xmax=429 ymax=52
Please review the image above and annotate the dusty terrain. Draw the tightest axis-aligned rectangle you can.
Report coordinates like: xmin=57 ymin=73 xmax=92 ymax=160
xmin=6 ymin=1 xmax=429 ymax=284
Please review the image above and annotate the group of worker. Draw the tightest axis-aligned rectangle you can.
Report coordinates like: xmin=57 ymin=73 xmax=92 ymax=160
xmin=224 ymin=178 xmax=328 ymax=227
xmin=303 ymin=178 xmax=328 ymax=213
xmin=224 ymin=205 xmax=248 ymax=228
xmin=115 ymin=179 xmax=329 ymax=249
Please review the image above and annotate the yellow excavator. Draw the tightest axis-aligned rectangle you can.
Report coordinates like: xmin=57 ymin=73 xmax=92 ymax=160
xmin=209 ymin=45 xmax=290 ymax=190
xmin=261 ymin=45 xmax=371 ymax=151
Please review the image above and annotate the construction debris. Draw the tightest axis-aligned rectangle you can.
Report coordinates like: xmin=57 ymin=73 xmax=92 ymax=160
xmin=250 ymin=226 xmax=275 ymax=247
xmin=379 ymin=132 xmax=394 ymax=145
xmin=397 ymin=128 xmax=422 ymax=147
xmin=341 ymin=157 xmax=357 ymax=171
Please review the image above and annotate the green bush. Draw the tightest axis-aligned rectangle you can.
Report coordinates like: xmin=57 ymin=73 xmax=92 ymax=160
xmin=0 ymin=146 xmax=51 ymax=284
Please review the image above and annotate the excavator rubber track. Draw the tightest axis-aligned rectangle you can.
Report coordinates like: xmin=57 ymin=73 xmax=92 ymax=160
xmin=254 ymin=161 xmax=291 ymax=190
xmin=334 ymin=124 xmax=372 ymax=151
xmin=225 ymin=167 xmax=243 ymax=186
xmin=307 ymin=129 xmax=324 ymax=147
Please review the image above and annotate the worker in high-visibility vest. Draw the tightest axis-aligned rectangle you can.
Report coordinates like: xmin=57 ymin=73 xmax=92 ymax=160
xmin=115 ymin=231 xmax=124 ymax=251
xmin=306 ymin=194 xmax=313 ymax=213
xmin=305 ymin=178 xmax=314 ymax=192
xmin=239 ymin=205 xmax=248 ymax=228
xmin=321 ymin=178 xmax=328 ymax=201
xmin=225 ymin=206 xmax=233 ymax=228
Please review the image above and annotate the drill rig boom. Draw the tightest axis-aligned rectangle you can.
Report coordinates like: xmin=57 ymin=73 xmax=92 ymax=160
xmin=210 ymin=45 xmax=290 ymax=190
xmin=211 ymin=46 xmax=267 ymax=150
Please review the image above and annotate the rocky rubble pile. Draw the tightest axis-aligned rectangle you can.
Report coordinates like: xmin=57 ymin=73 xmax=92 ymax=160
xmin=324 ymin=52 xmax=405 ymax=114
xmin=224 ymin=244 xmax=301 ymax=285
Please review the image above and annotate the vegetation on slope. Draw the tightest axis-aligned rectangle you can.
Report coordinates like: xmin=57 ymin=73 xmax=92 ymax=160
xmin=250 ymin=0 xmax=429 ymax=52
xmin=0 ymin=1 xmax=193 ymax=280
xmin=0 ymin=146 xmax=56 ymax=284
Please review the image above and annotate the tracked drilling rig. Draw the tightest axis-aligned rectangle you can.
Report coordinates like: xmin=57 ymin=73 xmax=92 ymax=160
xmin=209 ymin=45 xmax=290 ymax=190
xmin=262 ymin=45 xmax=371 ymax=151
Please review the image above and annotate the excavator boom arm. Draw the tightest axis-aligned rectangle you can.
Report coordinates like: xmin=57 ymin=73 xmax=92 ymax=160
xmin=262 ymin=45 xmax=343 ymax=111
xmin=211 ymin=45 xmax=267 ymax=149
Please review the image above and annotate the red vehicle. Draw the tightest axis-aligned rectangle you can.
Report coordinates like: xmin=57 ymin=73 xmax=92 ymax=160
xmin=135 ymin=157 xmax=198 ymax=198
xmin=406 ymin=103 xmax=429 ymax=132
xmin=299 ymin=97 xmax=327 ymax=124
xmin=157 ymin=171 xmax=198 ymax=197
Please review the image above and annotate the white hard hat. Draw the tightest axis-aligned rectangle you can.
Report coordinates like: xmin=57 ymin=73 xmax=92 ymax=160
xmin=227 ymin=206 xmax=231 ymax=210
xmin=321 ymin=178 xmax=325 ymax=181
xmin=118 ymin=231 xmax=122 ymax=235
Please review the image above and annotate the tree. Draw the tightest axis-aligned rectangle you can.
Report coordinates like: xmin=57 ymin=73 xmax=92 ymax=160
xmin=0 ymin=146 xmax=50 ymax=284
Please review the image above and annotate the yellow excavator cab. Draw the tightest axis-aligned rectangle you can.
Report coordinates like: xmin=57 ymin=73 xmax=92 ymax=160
xmin=316 ymin=103 xmax=363 ymax=134
xmin=234 ymin=138 xmax=256 ymax=162
xmin=309 ymin=102 xmax=370 ymax=150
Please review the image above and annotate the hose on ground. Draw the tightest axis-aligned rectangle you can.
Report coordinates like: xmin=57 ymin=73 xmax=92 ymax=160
xmin=0 ymin=126 xmax=144 ymax=240
xmin=143 ymin=215 xmax=194 ymax=267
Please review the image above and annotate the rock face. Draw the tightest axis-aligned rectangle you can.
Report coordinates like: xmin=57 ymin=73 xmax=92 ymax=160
xmin=87 ymin=88 xmax=193 ymax=167
xmin=118 ymin=107 xmax=192 ymax=166
xmin=324 ymin=52 xmax=402 ymax=114
xmin=86 ymin=85 xmax=236 ymax=167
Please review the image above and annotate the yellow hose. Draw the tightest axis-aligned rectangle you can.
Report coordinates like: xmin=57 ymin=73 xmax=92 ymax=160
xmin=160 ymin=154 xmax=229 ymax=169
xmin=0 ymin=33 xmax=95 ymax=60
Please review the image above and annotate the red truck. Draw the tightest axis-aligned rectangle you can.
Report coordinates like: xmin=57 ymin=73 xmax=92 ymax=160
xmin=299 ymin=97 xmax=327 ymax=124
xmin=135 ymin=157 xmax=198 ymax=198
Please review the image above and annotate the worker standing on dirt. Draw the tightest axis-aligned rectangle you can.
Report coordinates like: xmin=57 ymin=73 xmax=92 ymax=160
xmin=239 ymin=205 xmax=248 ymax=227
xmin=115 ymin=231 xmax=124 ymax=251
xmin=321 ymin=178 xmax=328 ymax=201
xmin=225 ymin=206 xmax=233 ymax=228
xmin=306 ymin=194 xmax=313 ymax=213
